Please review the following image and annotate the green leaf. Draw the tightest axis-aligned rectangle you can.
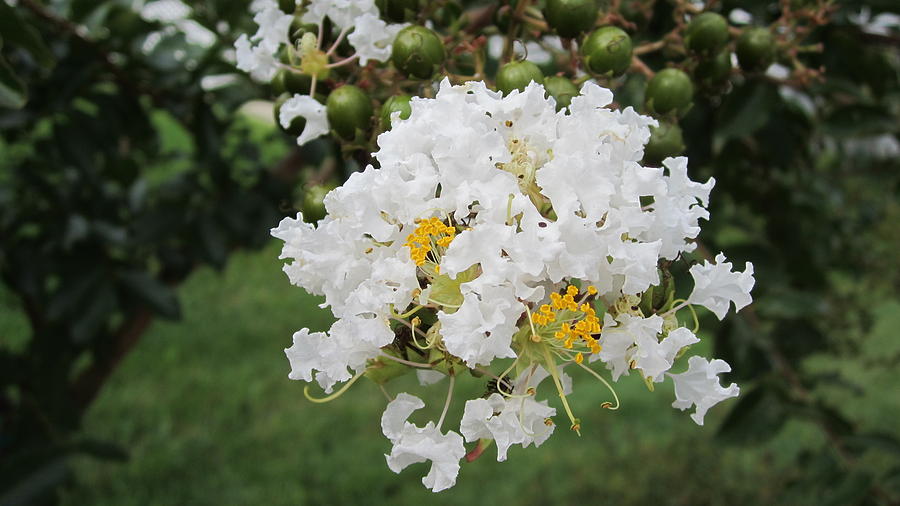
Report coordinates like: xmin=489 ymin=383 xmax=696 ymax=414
xmin=426 ymin=266 xmax=479 ymax=314
xmin=824 ymin=104 xmax=900 ymax=137
xmin=714 ymin=81 xmax=779 ymax=146
xmin=0 ymin=53 xmax=26 ymax=109
xmin=117 ymin=270 xmax=181 ymax=319
xmin=0 ymin=2 xmax=55 ymax=68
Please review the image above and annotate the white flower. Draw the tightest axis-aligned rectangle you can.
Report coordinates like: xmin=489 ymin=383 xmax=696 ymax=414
xmin=669 ymin=356 xmax=740 ymax=425
xmin=633 ymin=327 xmax=700 ymax=382
xmin=284 ymin=314 xmax=393 ymax=393
xmin=271 ymin=77 xmax=751 ymax=490
xmin=301 ymin=0 xmax=378 ymax=29
xmin=460 ymin=392 xmax=555 ymax=461
xmin=234 ymin=1 xmax=292 ymax=82
xmin=596 ymin=313 xmax=663 ymax=381
xmin=347 ymin=13 xmax=407 ymax=65
xmin=235 ymin=34 xmax=280 ymax=82
xmin=688 ymin=253 xmax=755 ymax=320
xmin=381 ymin=393 xmax=466 ymax=492
xmin=278 ymin=94 xmax=330 ymax=146
xmin=438 ymin=280 xmax=522 ymax=367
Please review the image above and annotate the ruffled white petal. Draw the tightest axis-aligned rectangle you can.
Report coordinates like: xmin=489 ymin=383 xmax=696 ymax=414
xmin=688 ymin=253 xmax=755 ymax=320
xmin=669 ymin=356 xmax=740 ymax=425
xmin=381 ymin=393 xmax=466 ymax=492
xmin=279 ymin=94 xmax=330 ymax=146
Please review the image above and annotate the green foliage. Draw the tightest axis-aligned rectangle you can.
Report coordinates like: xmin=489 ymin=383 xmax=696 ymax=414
xmin=0 ymin=0 xmax=308 ymax=500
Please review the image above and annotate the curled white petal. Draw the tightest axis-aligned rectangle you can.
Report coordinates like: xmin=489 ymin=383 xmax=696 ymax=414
xmin=279 ymin=94 xmax=330 ymax=146
xmin=381 ymin=393 xmax=466 ymax=492
xmin=347 ymin=14 xmax=407 ymax=65
xmin=668 ymin=356 xmax=740 ymax=425
xmin=688 ymin=253 xmax=755 ymax=320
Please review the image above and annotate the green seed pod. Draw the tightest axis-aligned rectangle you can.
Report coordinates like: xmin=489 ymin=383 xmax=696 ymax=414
xmin=496 ymin=60 xmax=545 ymax=95
xmin=581 ymin=26 xmax=633 ymax=77
xmin=543 ymin=76 xmax=579 ymax=111
xmin=645 ymin=68 xmax=694 ymax=116
xmin=274 ymin=93 xmax=306 ymax=137
xmin=643 ymin=121 xmax=685 ymax=164
xmin=543 ymin=0 xmax=599 ymax=39
xmin=391 ymin=25 xmax=445 ymax=79
xmin=326 ymin=85 xmax=373 ymax=140
xmin=380 ymin=95 xmax=413 ymax=129
xmin=302 ymin=182 xmax=337 ymax=223
xmin=685 ymin=12 xmax=729 ymax=54
xmin=376 ymin=0 xmax=421 ymax=23
xmin=694 ymin=49 xmax=732 ymax=89
xmin=736 ymin=27 xmax=775 ymax=72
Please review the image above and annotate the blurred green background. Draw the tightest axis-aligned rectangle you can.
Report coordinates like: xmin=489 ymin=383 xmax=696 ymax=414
xmin=2 ymin=0 xmax=900 ymax=505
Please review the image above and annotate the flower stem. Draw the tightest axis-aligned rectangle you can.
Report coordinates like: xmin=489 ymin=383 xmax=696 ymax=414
xmin=437 ymin=372 xmax=455 ymax=430
xmin=541 ymin=345 xmax=580 ymax=435
xmin=303 ymin=369 xmax=365 ymax=403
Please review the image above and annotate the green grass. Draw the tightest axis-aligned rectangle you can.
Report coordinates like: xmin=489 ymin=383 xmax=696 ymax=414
xmin=57 ymin=242 xmax=794 ymax=505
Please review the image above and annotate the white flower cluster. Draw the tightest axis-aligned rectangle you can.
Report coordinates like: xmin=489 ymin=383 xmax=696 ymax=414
xmin=235 ymin=0 xmax=406 ymax=82
xmin=273 ymin=79 xmax=755 ymax=492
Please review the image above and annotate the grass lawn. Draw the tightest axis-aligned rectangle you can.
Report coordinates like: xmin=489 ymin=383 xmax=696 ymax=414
xmin=56 ymin=241 xmax=799 ymax=505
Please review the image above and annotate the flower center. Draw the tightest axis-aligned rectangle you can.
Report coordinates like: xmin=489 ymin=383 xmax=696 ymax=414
xmin=530 ymin=284 xmax=603 ymax=364
xmin=403 ymin=217 xmax=456 ymax=271
xmin=495 ymin=137 xmax=551 ymax=211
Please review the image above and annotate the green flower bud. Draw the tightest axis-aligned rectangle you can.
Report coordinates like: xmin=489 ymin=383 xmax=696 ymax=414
xmin=391 ymin=25 xmax=445 ymax=79
xmin=380 ymin=95 xmax=413 ymax=129
xmin=543 ymin=76 xmax=579 ymax=111
xmin=694 ymin=49 xmax=732 ymax=89
xmin=544 ymin=0 xmax=599 ymax=39
xmin=376 ymin=0 xmax=421 ymax=23
xmin=326 ymin=85 xmax=373 ymax=140
xmin=288 ymin=16 xmax=318 ymax=45
xmin=274 ymin=93 xmax=306 ymax=137
xmin=643 ymin=121 xmax=685 ymax=164
xmin=302 ymin=182 xmax=337 ymax=223
xmin=496 ymin=60 xmax=545 ymax=95
xmin=581 ymin=26 xmax=633 ymax=77
xmin=736 ymin=27 xmax=775 ymax=72
xmin=645 ymin=68 xmax=693 ymax=116
xmin=685 ymin=12 xmax=729 ymax=54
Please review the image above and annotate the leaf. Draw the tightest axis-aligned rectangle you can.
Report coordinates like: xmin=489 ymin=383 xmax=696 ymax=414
xmin=426 ymin=266 xmax=479 ymax=314
xmin=117 ymin=270 xmax=181 ymax=319
xmin=714 ymin=81 xmax=779 ymax=146
xmin=824 ymin=104 xmax=900 ymax=137
xmin=0 ymin=53 xmax=27 ymax=109
xmin=71 ymin=282 xmax=118 ymax=344
xmin=0 ymin=2 xmax=55 ymax=68
xmin=844 ymin=433 xmax=900 ymax=458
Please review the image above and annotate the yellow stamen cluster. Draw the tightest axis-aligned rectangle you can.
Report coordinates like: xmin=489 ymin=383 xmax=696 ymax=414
xmin=403 ymin=217 xmax=456 ymax=266
xmin=531 ymin=285 xmax=603 ymax=357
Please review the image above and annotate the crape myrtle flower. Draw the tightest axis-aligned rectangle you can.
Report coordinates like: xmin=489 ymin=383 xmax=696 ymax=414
xmin=273 ymin=79 xmax=755 ymax=491
xmin=235 ymin=0 xmax=407 ymax=85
